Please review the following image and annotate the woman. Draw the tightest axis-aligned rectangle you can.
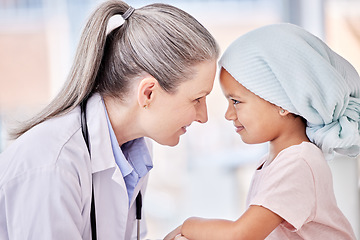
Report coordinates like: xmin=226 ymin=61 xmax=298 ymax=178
xmin=0 ymin=0 xmax=219 ymax=239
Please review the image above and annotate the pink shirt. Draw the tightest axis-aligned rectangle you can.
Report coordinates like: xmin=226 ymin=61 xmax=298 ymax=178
xmin=246 ymin=142 xmax=356 ymax=239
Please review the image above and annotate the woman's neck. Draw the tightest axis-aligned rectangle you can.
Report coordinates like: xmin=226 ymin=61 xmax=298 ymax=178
xmin=103 ymin=96 xmax=143 ymax=146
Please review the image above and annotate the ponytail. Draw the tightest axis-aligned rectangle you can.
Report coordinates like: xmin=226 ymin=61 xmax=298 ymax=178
xmin=11 ymin=1 xmax=131 ymax=138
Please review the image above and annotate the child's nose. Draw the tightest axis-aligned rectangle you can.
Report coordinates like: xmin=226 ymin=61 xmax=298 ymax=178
xmin=225 ymin=104 xmax=236 ymax=121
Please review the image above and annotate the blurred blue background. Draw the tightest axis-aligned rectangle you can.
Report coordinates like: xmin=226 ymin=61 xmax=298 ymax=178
xmin=1 ymin=0 xmax=359 ymax=239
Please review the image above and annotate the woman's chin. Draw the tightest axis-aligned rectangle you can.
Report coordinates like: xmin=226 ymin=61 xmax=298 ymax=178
xmin=165 ymin=138 xmax=180 ymax=147
xmin=154 ymin=136 xmax=180 ymax=147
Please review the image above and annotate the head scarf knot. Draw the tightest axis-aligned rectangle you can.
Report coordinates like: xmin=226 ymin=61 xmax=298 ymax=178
xmin=219 ymin=23 xmax=360 ymax=159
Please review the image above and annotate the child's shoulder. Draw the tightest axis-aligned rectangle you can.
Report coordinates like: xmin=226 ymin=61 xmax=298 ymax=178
xmin=274 ymin=142 xmax=328 ymax=174
xmin=276 ymin=142 xmax=322 ymax=159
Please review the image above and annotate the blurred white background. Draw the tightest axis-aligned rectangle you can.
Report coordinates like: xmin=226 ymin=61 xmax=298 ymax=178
xmin=0 ymin=0 xmax=359 ymax=239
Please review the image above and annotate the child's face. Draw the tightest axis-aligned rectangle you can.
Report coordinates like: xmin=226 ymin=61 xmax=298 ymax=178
xmin=219 ymin=68 xmax=285 ymax=144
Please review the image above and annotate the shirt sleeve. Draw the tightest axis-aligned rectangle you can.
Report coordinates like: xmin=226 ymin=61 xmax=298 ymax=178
xmin=249 ymin=151 xmax=316 ymax=231
xmin=1 ymin=165 xmax=85 ymax=239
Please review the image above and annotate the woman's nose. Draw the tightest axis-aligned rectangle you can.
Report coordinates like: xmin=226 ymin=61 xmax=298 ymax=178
xmin=195 ymin=99 xmax=208 ymax=124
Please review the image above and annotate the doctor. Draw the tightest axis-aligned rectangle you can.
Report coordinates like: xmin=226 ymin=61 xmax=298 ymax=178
xmin=0 ymin=0 xmax=219 ymax=239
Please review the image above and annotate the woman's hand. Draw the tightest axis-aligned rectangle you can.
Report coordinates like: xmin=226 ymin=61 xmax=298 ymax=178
xmin=163 ymin=225 xmax=183 ymax=240
xmin=174 ymin=234 xmax=189 ymax=240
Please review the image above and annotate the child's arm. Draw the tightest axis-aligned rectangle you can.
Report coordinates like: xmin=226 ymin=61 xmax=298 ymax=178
xmin=180 ymin=205 xmax=283 ymax=240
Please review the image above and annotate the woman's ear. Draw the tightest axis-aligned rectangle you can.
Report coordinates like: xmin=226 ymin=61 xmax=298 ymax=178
xmin=137 ymin=76 xmax=158 ymax=109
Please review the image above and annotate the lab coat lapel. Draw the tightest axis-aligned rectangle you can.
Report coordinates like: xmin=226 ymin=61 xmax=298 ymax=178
xmin=92 ymin=167 xmax=129 ymax=239
xmin=129 ymin=176 xmax=147 ymax=207
xmin=125 ymin=173 xmax=150 ymax=239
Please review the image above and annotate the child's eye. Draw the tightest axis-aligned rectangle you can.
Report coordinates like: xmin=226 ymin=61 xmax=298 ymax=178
xmin=231 ymin=99 xmax=241 ymax=105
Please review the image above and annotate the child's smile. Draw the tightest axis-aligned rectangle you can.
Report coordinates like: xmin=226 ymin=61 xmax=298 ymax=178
xmin=234 ymin=123 xmax=244 ymax=133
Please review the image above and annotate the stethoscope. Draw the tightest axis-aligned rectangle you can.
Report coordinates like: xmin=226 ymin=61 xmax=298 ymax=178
xmin=80 ymin=99 xmax=143 ymax=240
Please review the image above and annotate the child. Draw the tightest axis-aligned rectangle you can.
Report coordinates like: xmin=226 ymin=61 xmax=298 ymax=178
xmin=165 ymin=23 xmax=358 ymax=240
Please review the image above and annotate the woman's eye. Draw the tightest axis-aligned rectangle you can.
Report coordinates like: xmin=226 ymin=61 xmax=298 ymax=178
xmin=231 ymin=99 xmax=240 ymax=105
xmin=195 ymin=97 xmax=202 ymax=103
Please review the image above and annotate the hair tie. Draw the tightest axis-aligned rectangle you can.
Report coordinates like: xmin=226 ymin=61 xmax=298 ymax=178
xmin=122 ymin=6 xmax=135 ymax=20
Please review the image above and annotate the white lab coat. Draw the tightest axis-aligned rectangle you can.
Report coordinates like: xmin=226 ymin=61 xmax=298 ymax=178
xmin=0 ymin=94 xmax=151 ymax=240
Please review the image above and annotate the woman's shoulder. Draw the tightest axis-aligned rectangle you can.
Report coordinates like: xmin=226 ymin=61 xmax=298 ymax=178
xmin=13 ymin=106 xmax=82 ymax=155
xmin=0 ymin=107 xmax=88 ymax=187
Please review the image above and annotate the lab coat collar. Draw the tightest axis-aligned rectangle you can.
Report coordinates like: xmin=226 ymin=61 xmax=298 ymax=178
xmin=85 ymin=93 xmax=117 ymax=173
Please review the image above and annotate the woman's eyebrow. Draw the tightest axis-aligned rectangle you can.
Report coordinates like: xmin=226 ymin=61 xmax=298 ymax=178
xmin=197 ymin=90 xmax=211 ymax=96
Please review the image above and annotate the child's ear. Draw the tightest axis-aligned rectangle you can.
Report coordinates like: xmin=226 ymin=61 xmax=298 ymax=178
xmin=137 ymin=76 xmax=158 ymax=109
xmin=279 ymin=108 xmax=290 ymax=116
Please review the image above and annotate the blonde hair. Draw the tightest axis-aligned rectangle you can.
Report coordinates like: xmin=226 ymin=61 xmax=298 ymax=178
xmin=12 ymin=0 xmax=219 ymax=138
